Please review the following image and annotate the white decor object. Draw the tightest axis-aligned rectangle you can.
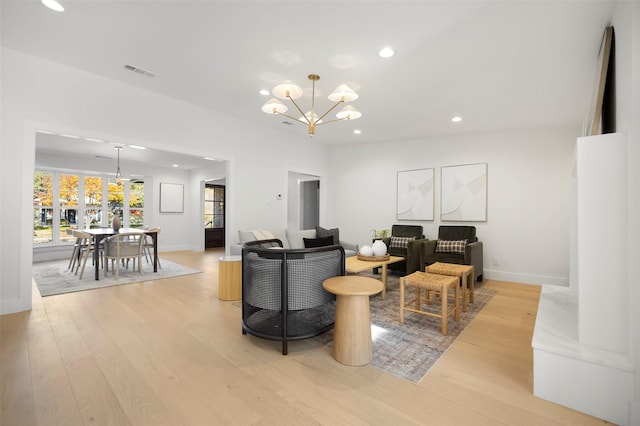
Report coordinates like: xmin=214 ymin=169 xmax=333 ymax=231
xmin=359 ymin=245 xmax=373 ymax=257
xmin=372 ymin=240 xmax=387 ymax=257
xmin=112 ymin=216 xmax=121 ymax=232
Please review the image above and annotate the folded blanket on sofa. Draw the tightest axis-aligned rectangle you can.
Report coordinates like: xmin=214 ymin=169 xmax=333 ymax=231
xmin=251 ymin=229 xmax=275 ymax=240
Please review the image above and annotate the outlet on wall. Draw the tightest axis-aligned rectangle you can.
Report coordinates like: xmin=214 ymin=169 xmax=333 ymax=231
xmin=492 ymin=257 xmax=501 ymax=266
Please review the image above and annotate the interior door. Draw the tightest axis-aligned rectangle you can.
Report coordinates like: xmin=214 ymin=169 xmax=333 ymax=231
xmin=204 ymin=184 xmax=225 ymax=248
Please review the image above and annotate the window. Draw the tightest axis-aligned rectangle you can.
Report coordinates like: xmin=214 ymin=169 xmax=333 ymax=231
xmin=59 ymin=173 xmax=79 ymax=243
xmin=33 ymin=171 xmax=53 ymax=245
xmin=108 ymin=180 xmax=124 ymax=228
xmin=129 ymin=180 xmax=144 ymax=228
xmin=33 ymin=170 xmax=145 ymax=246
xmin=204 ymin=185 xmax=224 ymax=229
xmin=84 ymin=175 xmax=103 ymax=228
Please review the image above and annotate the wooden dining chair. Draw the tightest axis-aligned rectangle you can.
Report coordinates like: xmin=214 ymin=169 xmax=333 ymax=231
xmin=74 ymin=230 xmax=103 ymax=280
xmin=67 ymin=229 xmax=86 ymax=271
xmin=103 ymin=232 xmax=145 ymax=279
xmin=142 ymin=226 xmax=162 ymax=269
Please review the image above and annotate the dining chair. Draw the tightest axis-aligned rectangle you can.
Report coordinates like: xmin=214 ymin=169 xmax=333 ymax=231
xmin=67 ymin=229 xmax=86 ymax=271
xmin=103 ymin=232 xmax=145 ymax=279
xmin=142 ymin=226 xmax=162 ymax=269
xmin=74 ymin=230 xmax=103 ymax=280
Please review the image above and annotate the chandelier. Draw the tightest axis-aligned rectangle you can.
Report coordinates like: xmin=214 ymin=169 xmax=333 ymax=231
xmin=111 ymin=146 xmax=128 ymax=187
xmin=261 ymin=74 xmax=361 ymax=136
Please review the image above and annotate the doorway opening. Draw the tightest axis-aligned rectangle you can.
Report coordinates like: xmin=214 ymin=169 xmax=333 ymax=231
xmin=287 ymin=172 xmax=320 ymax=231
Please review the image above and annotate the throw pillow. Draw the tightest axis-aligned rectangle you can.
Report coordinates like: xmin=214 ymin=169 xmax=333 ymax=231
xmin=389 ymin=236 xmax=415 ymax=250
xmin=287 ymin=229 xmax=316 ymax=249
xmin=435 ymin=239 xmax=467 ymax=254
xmin=315 ymin=226 xmax=339 ymax=245
xmin=303 ymin=236 xmax=334 ymax=248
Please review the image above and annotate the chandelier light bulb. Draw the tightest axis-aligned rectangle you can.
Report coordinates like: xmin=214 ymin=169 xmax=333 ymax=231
xmin=336 ymin=105 xmax=362 ymax=120
xmin=328 ymin=84 xmax=358 ymax=102
xmin=272 ymin=80 xmax=303 ymax=100
xmin=299 ymin=111 xmax=322 ymax=124
xmin=261 ymin=98 xmax=288 ymax=114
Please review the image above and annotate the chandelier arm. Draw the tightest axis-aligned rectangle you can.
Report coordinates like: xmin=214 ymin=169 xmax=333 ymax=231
xmin=315 ymin=100 xmax=344 ymax=123
xmin=274 ymin=111 xmax=307 ymax=124
xmin=288 ymin=96 xmax=311 ymax=125
xmin=316 ymin=117 xmax=348 ymax=126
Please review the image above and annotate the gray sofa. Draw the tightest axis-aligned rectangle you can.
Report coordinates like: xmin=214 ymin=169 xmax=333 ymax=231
xmin=232 ymin=226 xmax=357 ymax=257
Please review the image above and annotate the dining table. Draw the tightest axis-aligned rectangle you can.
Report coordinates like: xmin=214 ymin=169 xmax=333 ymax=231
xmin=83 ymin=227 xmax=159 ymax=280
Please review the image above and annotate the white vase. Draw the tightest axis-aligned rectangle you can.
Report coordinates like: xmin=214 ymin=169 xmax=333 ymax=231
xmin=359 ymin=245 xmax=373 ymax=257
xmin=372 ymin=239 xmax=387 ymax=257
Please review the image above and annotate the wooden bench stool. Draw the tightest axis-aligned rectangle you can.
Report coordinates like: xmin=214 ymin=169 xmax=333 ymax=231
xmin=426 ymin=262 xmax=474 ymax=312
xmin=399 ymin=272 xmax=460 ymax=335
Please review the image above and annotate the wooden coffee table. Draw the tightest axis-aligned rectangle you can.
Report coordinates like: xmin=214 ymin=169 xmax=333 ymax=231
xmin=345 ymin=255 xmax=404 ymax=299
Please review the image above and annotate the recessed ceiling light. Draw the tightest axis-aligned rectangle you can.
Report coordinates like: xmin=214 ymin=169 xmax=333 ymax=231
xmin=259 ymin=89 xmax=270 ymax=96
xmin=128 ymin=145 xmax=146 ymax=150
xmin=60 ymin=133 xmax=81 ymax=139
xmin=378 ymin=47 xmax=395 ymax=58
xmin=204 ymin=157 xmax=218 ymax=161
xmin=451 ymin=116 xmax=462 ymax=122
xmin=85 ymin=137 xmax=105 ymax=143
xmin=41 ymin=0 xmax=64 ymax=12
xmin=172 ymin=164 xmax=179 ymax=168
xmin=354 ymin=129 xmax=362 ymax=134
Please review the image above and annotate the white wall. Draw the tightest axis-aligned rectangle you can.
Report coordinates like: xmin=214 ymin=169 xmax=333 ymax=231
xmin=611 ymin=1 xmax=640 ymax=422
xmin=0 ymin=48 xmax=327 ymax=314
xmin=327 ymin=125 xmax=579 ymax=285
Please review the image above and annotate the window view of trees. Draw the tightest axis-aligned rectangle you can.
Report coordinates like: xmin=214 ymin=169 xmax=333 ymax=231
xmin=34 ymin=170 xmax=145 ymax=246
xmin=129 ymin=181 xmax=145 ymax=228
xmin=59 ymin=174 xmax=79 ymax=243
xmin=84 ymin=175 xmax=103 ymax=227
xmin=33 ymin=171 xmax=53 ymax=244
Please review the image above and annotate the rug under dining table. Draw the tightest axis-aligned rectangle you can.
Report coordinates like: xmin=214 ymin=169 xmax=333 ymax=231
xmin=32 ymin=258 xmax=202 ymax=297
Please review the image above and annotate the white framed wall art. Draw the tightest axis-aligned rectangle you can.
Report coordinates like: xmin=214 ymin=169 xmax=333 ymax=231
xmin=441 ymin=163 xmax=487 ymax=222
xmin=397 ymin=168 xmax=434 ymax=221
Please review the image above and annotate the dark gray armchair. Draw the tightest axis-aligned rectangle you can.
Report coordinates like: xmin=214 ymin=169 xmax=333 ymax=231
xmin=379 ymin=224 xmax=426 ymax=274
xmin=420 ymin=225 xmax=484 ymax=281
xmin=414 ymin=226 xmax=483 ymax=281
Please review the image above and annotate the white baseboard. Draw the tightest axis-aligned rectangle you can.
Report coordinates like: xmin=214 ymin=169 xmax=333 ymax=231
xmin=483 ymin=268 xmax=569 ymax=286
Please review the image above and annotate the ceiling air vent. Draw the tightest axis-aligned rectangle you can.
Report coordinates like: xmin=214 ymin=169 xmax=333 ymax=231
xmin=124 ymin=64 xmax=156 ymax=78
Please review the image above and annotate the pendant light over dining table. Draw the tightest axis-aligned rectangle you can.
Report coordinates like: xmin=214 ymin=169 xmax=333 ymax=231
xmin=261 ymin=74 xmax=361 ymax=136
xmin=111 ymin=146 xmax=128 ymax=187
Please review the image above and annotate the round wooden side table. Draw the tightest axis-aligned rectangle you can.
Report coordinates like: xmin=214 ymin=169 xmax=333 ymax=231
xmin=218 ymin=255 xmax=242 ymax=301
xmin=322 ymin=275 xmax=383 ymax=366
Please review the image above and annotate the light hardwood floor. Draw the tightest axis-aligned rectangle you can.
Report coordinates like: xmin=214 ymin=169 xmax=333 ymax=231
xmin=2 ymin=250 xmax=608 ymax=425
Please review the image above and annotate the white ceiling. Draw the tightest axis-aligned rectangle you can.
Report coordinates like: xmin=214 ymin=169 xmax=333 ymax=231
xmin=1 ymin=0 xmax=615 ymax=165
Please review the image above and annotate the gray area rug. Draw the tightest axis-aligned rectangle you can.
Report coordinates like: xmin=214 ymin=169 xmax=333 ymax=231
xmin=33 ymin=258 xmax=202 ymax=297
xmin=315 ymin=272 xmax=496 ymax=383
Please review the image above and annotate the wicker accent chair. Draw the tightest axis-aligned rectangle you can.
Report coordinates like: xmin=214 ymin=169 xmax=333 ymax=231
xmin=241 ymin=239 xmax=345 ymax=355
